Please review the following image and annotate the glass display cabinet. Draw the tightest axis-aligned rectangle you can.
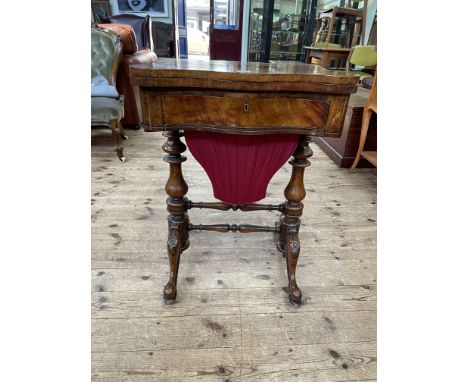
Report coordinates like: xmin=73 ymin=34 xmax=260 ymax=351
xmin=248 ymin=0 xmax=317 ymax=63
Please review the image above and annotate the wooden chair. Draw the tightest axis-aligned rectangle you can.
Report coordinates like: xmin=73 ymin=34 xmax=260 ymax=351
xmin=320 ymin=0 xmax=368 ymax=48
xmin=351 ymin=70 xmax=377 ymax=169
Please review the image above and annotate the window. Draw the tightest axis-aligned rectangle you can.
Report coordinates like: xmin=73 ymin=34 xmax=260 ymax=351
xmin=115 ymin=0 xmax=169 ymax=18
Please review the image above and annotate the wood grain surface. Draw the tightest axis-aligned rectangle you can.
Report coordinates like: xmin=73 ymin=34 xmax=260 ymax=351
xmin=130 ymin=58 xmax=359 ymax=88
xmin=132 ymin=59 xmax=358 ymax=137
xmin=91 ymin=128 xmax=376 ymax=381
xmin=161 ymin=94 xmax=329 ymax=129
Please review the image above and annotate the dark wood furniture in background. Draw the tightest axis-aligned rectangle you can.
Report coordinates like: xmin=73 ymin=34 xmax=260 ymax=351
xmin=130 ymin=59 xmax=359 ymax=306
xmin=315 ymin=85 xmax=377 ymax=168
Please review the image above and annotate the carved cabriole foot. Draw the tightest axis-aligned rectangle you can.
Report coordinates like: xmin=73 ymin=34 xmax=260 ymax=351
xmin=281 ymin=135 xmax=313 ymax=307
xmin=282 ymin=204 xmax=303 ymax=307
xmin=162 ymin=131 xmax=189 ymax=304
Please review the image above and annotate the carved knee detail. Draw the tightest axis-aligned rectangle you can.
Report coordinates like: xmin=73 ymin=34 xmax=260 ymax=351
xmin=287 ymin=225 xmax=300 ymax=258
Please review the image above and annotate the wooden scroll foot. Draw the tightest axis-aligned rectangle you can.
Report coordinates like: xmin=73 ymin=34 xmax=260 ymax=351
xmin=162 ymin=131 xmax=189 ymax=304
xmin=163 ymin=217 xmax=186 ymax=304
xmin=281 ymin=135 xmax=313 ymax=307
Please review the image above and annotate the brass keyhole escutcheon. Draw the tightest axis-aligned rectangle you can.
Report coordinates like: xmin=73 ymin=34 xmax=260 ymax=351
xmin=243 ymin=103 xmax=250 ymax=112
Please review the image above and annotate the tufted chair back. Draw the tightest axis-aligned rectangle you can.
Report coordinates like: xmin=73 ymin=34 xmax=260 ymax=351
xmin=91 ymin=29 xmax=122 ymax=85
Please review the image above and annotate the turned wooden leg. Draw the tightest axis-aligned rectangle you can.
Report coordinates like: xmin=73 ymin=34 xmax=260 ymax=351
xmin=110 ymin=120 xmax=125 ymax=162
xmin=281 ymin=135 xmax=313 ymax=307
xmin=162 ymin=131 xmax=189 ymax=304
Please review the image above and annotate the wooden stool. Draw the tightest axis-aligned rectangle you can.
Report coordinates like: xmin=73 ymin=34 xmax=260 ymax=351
xmin=314 ymin=0 xmax=368 ymax=48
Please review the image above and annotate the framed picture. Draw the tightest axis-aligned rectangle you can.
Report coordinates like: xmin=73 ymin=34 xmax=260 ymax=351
xmin=114 ymin=0 xmax=169 ymax=18
xmin=92 ymin=0 xmax=113 ymax=23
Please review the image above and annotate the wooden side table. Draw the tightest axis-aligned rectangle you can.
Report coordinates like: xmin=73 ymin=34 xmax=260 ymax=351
xmin=304 ymin=46 xmax=351 ymax=69
xmin=130 ymin=59 xmax=359 ymax=307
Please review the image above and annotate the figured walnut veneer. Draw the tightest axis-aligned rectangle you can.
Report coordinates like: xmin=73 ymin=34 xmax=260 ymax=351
xmin=130 ymin=59 xmax=359 ymax=137
xmin=129 ymin=58 xmax=359 ymax=307
xmin=162 ymin=94 xmax=329 ymax=130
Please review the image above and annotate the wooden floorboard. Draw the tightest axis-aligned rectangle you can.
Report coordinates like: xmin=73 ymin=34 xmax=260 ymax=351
xmin=92 ymin=129 xmax=377 ymax=381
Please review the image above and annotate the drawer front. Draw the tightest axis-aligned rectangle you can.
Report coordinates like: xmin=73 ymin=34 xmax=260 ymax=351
xmin=161 ymin=94 xmax=329 ymax=130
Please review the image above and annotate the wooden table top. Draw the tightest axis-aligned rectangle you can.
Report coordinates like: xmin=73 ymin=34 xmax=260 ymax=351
xmin=130 ymin=58 xmax=359 ymax=94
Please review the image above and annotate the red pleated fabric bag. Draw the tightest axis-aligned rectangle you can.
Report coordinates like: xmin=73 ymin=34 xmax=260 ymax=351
xmin=184 ymin=131 xmax=300 ymax=204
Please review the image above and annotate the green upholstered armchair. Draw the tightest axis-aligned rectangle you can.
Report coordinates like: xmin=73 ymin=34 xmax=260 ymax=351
xmin=91 ymin=28 xmax=127 ymax=161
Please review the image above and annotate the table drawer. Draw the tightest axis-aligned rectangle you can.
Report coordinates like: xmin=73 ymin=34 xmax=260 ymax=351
xmin=161 ymin=94 xmax=329 ymax=130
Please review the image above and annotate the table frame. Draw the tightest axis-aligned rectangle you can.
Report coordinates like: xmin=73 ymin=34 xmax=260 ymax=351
xmin=162 ymin=130 xmax=313 ymax=307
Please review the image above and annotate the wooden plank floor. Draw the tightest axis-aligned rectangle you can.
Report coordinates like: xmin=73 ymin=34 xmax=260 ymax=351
xmin=91 ymin=129 xmax=377 ymax=382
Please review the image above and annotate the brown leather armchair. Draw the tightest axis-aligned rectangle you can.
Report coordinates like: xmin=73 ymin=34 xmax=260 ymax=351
xmin=99 ymin=16 xmax=157 ymax=129
xmin=102 ymin=13 xmax=153 ymax=51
